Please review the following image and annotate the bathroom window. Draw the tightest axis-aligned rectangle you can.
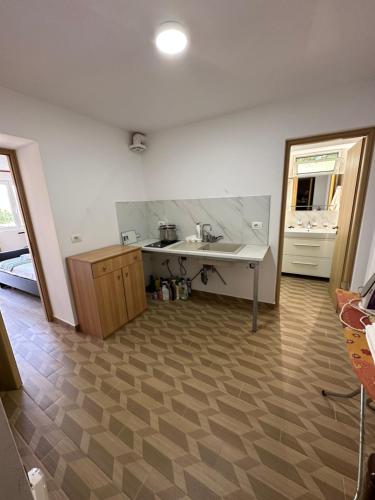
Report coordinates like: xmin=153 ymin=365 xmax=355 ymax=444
xmin=295 ymin=152 xmax=339 ymax=176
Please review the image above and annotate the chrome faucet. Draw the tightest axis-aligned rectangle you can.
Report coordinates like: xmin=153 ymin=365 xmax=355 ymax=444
xmin=306 ymin=220 xmax=312 ymax=230
xmin=201 ymin=223 xmax=224 ymax=243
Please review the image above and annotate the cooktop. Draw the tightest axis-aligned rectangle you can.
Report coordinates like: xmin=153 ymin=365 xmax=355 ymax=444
xmin=145 ymin=240 xmax=179 ymax=249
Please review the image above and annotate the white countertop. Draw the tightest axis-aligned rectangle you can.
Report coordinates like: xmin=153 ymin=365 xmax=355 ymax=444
xmin=284 ymin=227 xmax=337 ymax=239
xmin=135 ymin=239 xmax=269 ymax=262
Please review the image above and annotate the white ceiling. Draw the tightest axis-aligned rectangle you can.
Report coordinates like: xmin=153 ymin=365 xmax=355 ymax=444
xmin=1 ymin=0 xmax=375 ymax=132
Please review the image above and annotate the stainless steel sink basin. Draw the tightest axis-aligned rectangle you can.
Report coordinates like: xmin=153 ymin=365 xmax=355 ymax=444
xmin=199 ymin=242 xmax=244 ymax=253
xmin=170 ymin=241 xmax=202 ymax=251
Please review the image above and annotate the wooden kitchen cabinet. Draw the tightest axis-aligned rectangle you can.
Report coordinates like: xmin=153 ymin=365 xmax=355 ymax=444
xmin=67 ymin=245 xmax=147 ymax=338
xmin=94 ymin=269 xmax=128 ymax=337
xmin=123 ymin=260 xmax=147 ymax=321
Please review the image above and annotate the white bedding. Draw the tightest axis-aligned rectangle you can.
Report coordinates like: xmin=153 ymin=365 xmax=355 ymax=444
xmin=2 ymin=262 xmax=36 ymax=281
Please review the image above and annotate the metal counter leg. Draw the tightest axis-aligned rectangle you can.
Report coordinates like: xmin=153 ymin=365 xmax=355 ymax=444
xmin=250 ymin=263 xmax=259 ymax=333
xmin=322 ymin=384 xmax=367 ymax=499
xmin=354 ymin=384 xmax=366 ymax=500
xmin=321 ymin=388 xmax=361 ymax=398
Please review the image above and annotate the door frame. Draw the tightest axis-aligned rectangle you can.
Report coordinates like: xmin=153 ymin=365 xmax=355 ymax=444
xmin=275 ymin=126 xmax=375 ymax=306
xmin=0 ymin=147 xmax=53 ymax=321
xmin=0 ymin=310 xmax=22 ymax=390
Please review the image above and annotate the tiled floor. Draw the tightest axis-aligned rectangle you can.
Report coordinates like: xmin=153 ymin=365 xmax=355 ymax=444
xmin=1 ymin=276 xmax=374 ymax=500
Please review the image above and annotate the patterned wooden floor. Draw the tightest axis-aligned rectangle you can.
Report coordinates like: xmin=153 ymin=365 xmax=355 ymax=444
xmin=1 ymin=276 xmax=374 ymax=500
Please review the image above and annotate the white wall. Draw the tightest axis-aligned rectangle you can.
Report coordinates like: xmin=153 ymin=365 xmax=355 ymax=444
xmin=365 ymin=231 xmax=375 ymax=281
xmin=0 ymin=86 xmax=145 ymax=324
xmin=143 ymin=80 xmax=375 ymax=303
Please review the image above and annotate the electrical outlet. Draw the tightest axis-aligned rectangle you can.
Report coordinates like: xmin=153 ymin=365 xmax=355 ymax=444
xmin=71 ymin=234 xmax=82 ymax=243
xmin=251 ymin=221 xmax=263 ymax=229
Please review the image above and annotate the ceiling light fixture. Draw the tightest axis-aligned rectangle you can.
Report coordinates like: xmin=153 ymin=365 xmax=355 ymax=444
xmin=155 ymin=21 xmax=188 ymax=55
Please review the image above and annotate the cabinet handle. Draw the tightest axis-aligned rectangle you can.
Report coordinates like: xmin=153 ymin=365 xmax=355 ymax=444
xmin=102 ymin=266 xmax=107 ymax=271
xmin=293 ymin=243 xmax=320 ymax=248
xmin=117 ymin=275 xmax=121 ymax=280
xmin=292 ymin=261 xmax=318 ymax=266
xmin=133 ymin=255 xmax=137 ymax=261
xmin=125 ymin=272 xmax=129 ymax=277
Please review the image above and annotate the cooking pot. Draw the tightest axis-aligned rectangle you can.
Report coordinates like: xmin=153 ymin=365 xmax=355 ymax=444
xmin=159 ymin=224 xmax=177 ymax=242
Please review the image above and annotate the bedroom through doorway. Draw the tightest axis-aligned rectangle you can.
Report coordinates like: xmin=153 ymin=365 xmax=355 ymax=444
xmin=0 ymin=149 xmax=52 ymax=321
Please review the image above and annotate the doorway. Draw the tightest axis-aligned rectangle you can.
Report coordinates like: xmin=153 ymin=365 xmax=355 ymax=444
xmin=0 ymin=148 xmax=52 ymax=321
xmin=276 ymin=127 xmax=375 ymax=305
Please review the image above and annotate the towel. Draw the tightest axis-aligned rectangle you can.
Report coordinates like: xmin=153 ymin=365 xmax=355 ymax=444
xmin=329 ymin=186 xmax=342 ymax=211
xmin=366 ymin=323 xmax=375 ymax=362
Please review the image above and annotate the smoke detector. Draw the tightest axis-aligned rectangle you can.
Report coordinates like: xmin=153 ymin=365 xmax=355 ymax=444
xmin=129 ymin=133 xmax=146 ymax=153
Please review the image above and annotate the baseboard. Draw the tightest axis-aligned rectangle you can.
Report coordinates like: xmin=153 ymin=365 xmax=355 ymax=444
xmin=53 ymin=316 xmax=79 ymax=331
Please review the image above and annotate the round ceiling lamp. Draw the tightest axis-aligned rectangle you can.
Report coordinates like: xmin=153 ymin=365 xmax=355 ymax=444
xmin=155 ymin=21 xmax=188 ymax=55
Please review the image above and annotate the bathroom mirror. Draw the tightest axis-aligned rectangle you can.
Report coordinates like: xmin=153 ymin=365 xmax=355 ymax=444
xmin=290 ymin=174 xmax=342 ymax=210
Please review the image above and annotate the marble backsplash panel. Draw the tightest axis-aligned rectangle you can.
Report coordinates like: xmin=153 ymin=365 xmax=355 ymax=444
xmin=116 ymin=195 xmax=270 ymax=245
xmin=116 ymin=201 xmax=149 ymax=239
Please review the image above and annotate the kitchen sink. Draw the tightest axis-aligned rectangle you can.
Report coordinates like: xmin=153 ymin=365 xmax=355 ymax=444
xmin=170 ymin=241 xmax=202 ymax=251
xmin=199 ymin=242 xmax=244 ymax=253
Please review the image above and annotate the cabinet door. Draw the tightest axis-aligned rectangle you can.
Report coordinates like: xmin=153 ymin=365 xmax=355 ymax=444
xmin=94 ymin=269 xmax=128 ymax=337
xmin=122 ymin=260 xmax=147 ymax=321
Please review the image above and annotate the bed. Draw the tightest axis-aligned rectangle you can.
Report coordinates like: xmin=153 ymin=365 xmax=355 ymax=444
xmin=0 ymin=248 xmax=40 ymax=296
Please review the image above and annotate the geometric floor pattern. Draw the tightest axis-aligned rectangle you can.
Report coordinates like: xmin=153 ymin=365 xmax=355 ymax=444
xmin=1 ymin=275 xmax=375 ymax=500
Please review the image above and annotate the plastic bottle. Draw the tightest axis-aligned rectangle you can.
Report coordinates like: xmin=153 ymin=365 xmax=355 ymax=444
xmin=162 ymin=284 xmax=169 ymax=301
xmin=178 ymin=280 xmax=184 ymax=300
xmin=180 ymin=279 xmax=188 ymax=300
xmin=196 ymin=222 xmax=202 ymax=240
xmin=171 ymin=280 xmax=177 ymax=301
xmin=175 ymin=279 xmax=180 ymax=300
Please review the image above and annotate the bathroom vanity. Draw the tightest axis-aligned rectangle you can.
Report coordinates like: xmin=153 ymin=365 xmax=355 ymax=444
xmin=282 ymin=228 xmax=336 ymax=278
